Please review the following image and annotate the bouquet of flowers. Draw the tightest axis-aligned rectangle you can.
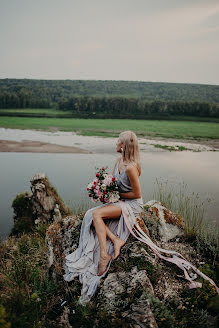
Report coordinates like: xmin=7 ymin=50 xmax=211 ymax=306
xmin=87 ymin=166 xmax=120 ymax=204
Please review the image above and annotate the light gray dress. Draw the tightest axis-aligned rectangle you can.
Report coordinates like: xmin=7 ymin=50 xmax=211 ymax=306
xmin=63 ymin=160 xmax=144 ymax=305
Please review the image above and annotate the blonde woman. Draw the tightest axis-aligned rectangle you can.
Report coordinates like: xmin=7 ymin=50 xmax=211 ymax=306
xmin=63 ymin=130 xmax=144 ymax=304
xmin=92 ymin=130 xmax=143 ymax=275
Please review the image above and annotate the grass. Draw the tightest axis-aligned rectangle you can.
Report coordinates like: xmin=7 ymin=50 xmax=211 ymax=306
xmin=0 ymin=224 xmax=64 ymax=328
xmin=152 ymin=177 xmax=219 ymax=261
xmin=153 ymin=144 xmax=194 ymax=151
xmin=0 ymin=116 xmax=219 ymax=139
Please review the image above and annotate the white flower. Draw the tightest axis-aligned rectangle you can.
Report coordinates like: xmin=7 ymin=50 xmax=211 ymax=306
xmin=109 ymin=192 xmax=120 ymax=203
xmin=103 ymin=176 xmax=113 ymax=186
xmin=101 ymin=184 xmax=106 ymax=190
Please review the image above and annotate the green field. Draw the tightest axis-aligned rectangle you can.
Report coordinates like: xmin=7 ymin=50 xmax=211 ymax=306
xmin=0 ymin=116 xmax=219 ymax=139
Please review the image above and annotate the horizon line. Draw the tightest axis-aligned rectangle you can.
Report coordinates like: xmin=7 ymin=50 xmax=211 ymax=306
xmin=0 ymin=77 xmax=218 ymax=87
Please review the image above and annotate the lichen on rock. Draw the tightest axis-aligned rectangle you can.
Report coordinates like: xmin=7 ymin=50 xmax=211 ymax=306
xmin=143 ymin=200 xmax=184 ymax=242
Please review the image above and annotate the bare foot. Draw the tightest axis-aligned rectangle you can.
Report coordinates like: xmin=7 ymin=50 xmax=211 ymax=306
xmin=113 ymin=237 xmax=125 ymax=260
xmin=97 ymin=253 xmax=112 ymax=276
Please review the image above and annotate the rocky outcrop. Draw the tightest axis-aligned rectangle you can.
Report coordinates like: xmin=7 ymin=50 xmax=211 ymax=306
xmin=30 ymin=173 xmax=71 ymax=224
xmin=97 ymin=266 xmax=158 ymax=328
xmin=11 ymin=173 xmax=72 ymax=235
xmin=143 ymin=200 xmax=184 ymax=242
xmin=45 ymin=201 xmax=187 ymax=327
xmin=10 ymin=174 xmax=218 ymax=327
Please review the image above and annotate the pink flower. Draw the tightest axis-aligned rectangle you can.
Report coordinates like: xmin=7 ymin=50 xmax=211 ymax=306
xmin=95 ymin=189 xmax=102 ymax=197
xmin=103 ymin=176 xmax=113 ymax=186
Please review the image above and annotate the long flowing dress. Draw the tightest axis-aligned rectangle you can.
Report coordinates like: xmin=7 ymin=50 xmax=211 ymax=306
xmin=63 ymin=161 xmax=219 ymax=305
xmin=63 ymin=160 xmax=144 ymax=305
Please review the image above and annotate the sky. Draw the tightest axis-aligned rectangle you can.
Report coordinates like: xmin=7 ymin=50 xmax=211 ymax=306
xmin=0 ymin=0 xmax=219 ymax=85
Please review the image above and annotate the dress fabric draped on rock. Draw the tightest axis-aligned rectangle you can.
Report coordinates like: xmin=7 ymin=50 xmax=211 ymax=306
xmin=63 ymin=161 xmax=144 ymax=304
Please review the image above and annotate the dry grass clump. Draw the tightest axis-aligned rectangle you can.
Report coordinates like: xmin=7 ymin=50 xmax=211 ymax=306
xmin=152 ymin=177 xmax=219 ymax=261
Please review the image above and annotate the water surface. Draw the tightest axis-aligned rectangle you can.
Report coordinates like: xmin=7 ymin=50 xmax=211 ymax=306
xmin=0 ymin=151 xmax=218 ymax=240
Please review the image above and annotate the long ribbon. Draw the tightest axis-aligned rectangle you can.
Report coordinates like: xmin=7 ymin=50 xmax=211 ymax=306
xmin=119 ymin=200 xmax=219 ymax=294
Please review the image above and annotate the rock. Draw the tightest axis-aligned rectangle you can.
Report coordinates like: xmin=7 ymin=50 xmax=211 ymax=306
xmin=46 ymin=215 xmax=82 ymax=275
xmin=97 ymin=267 xmax=157 ymax=327
xmin=11 ymin=173 xmax=72 ymax=234
xmin=98 ymin=266 xmax=154 ymax=309
xmin=53 ymin=204 xmax=62 ymax=221
xmin=144 ymin=200 xmax=184 ymax=242
xmin=126 ymin=295 xmax=158 ymax=328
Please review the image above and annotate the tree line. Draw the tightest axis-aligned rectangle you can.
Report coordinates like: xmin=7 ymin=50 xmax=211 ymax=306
xmin=58 ymin=96 xmax=219 ymax=118
xmin=0 ymin=79 xmax=219 ymax=118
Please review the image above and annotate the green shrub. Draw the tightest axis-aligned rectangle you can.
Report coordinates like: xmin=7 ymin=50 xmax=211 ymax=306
xmin=0 ymin=304 xmax=11 ymax=328
xmin=146 ymin=292 xmax=174 ymax=328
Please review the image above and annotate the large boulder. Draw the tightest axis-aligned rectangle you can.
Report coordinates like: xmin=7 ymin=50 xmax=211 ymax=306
xmin=143 ymin=200 xmax=184 ymax=242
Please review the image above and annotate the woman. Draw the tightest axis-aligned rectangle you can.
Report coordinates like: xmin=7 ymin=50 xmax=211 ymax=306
xmin=63 ymin=130 xmax=144 ymax=304
xmin=92 ymin=130 xmax=143 ymax=276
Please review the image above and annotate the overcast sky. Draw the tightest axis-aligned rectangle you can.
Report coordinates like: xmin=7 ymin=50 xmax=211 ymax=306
xmin=0 ymin=0 xmax=219 ymax=85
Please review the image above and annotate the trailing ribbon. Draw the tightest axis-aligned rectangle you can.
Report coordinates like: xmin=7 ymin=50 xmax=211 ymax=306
xmin=119 ymin=200 xmax=219 ymax=294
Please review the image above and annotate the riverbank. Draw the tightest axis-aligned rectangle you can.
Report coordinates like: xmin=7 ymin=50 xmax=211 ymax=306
xmin=0 ymin=139 xmax=89 ymax=153
xmin=0 ymin=128 xmax=218 ymax=153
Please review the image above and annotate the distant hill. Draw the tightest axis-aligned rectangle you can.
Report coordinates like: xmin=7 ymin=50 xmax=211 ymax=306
xmin=0 ymin=79 xmax=219 ymax=119
xmin=0 ymin=79 xmax=219 ymax=105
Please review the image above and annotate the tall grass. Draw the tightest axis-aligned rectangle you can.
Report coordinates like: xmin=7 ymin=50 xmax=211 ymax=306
xmin=152 ymin=177 xmax=219 ymax=261
xmin=66 ymin=196 xmax=92 ymax=216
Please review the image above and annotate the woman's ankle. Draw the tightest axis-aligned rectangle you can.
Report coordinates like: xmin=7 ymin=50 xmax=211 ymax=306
xmin=112 ymin=236 xmax=122 ymax=244
xmin=100 ymin=252 xmax=110 ymax=258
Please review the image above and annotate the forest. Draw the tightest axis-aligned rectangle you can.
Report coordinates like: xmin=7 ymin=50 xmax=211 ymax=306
xmin=0 ymin=78 xmax=219 ymax=119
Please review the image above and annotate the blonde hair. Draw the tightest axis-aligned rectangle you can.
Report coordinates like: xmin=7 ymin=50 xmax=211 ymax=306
xmin=119 ymin=130 xmax=141 ymax=176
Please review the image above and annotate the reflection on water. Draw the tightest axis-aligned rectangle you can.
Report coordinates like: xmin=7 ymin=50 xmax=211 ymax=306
xmin=0 ymin=151 xmax=219 ymax=240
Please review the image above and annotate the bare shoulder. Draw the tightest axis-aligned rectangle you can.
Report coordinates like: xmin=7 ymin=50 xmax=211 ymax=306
xmin=126 ymin=162 xmax=139 ymax=176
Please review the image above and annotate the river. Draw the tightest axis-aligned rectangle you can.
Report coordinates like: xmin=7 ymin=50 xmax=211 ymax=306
xmin=0 ymin=150 xmax=219 ymax=240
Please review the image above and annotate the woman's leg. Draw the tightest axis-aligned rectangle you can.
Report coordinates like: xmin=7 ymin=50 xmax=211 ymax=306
xmin=92 ymin=205 xmax=125 ymax=275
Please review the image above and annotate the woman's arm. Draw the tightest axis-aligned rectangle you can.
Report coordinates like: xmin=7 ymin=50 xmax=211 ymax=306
xmin=119 ymin=165 xmax=142 ymax=199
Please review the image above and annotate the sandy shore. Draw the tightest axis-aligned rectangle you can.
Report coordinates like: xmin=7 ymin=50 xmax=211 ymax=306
xmin=0 ymin=140 xmax=89 ymax=153
xmin=0 ymin=128 xmax=219 ymax=153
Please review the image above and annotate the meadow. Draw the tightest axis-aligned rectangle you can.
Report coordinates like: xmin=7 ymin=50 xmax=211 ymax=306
xmin=0 ymin=115 xmax=219 ymax=140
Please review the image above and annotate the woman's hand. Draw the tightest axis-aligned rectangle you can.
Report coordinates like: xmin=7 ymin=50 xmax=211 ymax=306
xmin=119 ymin=164 xmax=141 ymax=199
